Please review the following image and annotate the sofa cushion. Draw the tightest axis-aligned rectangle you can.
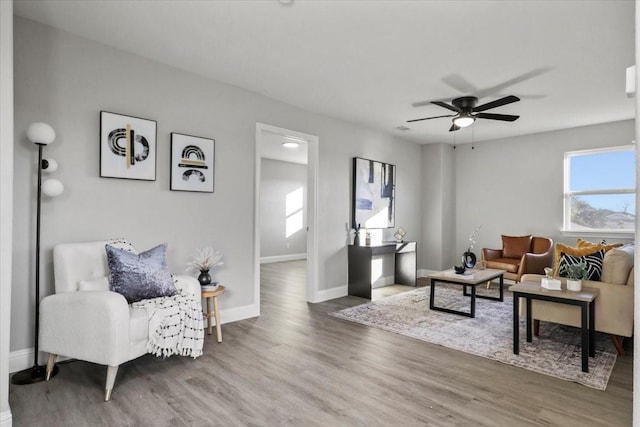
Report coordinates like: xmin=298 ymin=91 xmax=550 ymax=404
xmin=552 ymin=243 xmax=606 ymax=276
xmin=601 ymin=244 xmax=634 ymax=285
xmin=78 ymin=276 xmax=109 ymax=292
xmin=485 ymin=258 xmax=520 ymax=273
xmin=502 ymin=235 xmax=532 ymax=259
xmin=106 ymin=243 xmax=177 ymax=303
xmin=576 ymin=238 xmax=623 ymax=252
xmin=557 ymin=249 xmax=604 ymax=281
xmin=129 ymin=306 xmax=150 ymax=342
xmin=107 ymin=237 xmax=138 ymax=254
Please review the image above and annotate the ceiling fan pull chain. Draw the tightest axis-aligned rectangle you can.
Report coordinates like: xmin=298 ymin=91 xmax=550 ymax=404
xmin=472 ymin=125 xmax=475 ymax=150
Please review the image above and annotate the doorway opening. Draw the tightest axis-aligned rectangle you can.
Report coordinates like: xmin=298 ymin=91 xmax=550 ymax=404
xmin=254 ymin=123 xmax=319 ymax=309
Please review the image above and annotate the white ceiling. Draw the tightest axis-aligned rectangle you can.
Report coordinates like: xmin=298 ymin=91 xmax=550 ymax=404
xmin=14 ymin=0 xmax=636 ymax=144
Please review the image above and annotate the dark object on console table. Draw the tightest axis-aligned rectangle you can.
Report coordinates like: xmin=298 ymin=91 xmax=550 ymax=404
xmin=348 ymin=241 xmax=417 ymax=299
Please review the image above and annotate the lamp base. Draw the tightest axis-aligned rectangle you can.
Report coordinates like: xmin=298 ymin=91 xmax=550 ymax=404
xmin=11 ymin=364 xmax=58 ymax=385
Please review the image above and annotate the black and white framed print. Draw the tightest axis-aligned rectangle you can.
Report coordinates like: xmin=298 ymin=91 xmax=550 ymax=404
xmin=352 ymin=157 xmax=396 ymax=229
xmin=100 ymin=111 xmax=157 ymax=181
xmin=170 ymin=133 xmax=215 ymax=193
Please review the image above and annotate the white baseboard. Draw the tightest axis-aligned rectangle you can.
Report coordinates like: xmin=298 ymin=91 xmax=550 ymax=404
xmin=260 ymin=253 xmax=307 ymax=264
xmin=0 ymin=409 xmax=12 ymax=427
xmin=371 ymin=275 xmax=395 ymax=289
xmin=310 ymin=285 xmax=348 ymax=303
xmin=219 ymin=302 xmax=260 ymax=324
xmin=9 ymin=348 xmax=31 ymax=374
xmin=9 ymin=348 xmax=71 ymax=374
xmin=418 ymin=269 xmax=438 ymax=278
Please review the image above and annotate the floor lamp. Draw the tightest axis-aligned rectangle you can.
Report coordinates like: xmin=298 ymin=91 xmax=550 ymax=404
xmin=11 ymin=122 xmax=64 ymax=385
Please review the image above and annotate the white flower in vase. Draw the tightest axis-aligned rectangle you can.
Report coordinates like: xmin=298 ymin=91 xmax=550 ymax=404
xmin=187 ymin=247 xmax=224 ymax=288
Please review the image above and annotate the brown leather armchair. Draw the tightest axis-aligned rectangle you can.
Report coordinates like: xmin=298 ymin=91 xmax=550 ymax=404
xmin=482 ymin=235 xmax=553 ymax=283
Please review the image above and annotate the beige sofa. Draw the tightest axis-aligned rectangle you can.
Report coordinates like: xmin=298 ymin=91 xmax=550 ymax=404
xmin=520 ymin=243 xmax=634 ymax=355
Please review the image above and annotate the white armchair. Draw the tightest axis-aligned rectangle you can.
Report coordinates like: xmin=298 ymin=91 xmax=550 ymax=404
xmin=39 ymin=240 xmax=201 ymax=401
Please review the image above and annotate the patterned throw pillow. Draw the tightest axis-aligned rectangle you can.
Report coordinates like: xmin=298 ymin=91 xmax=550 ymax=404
xmin=557 ymin=249 xmax=605 ymax=281
xmin=552 ymin=243 xmax=610 ymax=276
xmin=576 ymin=238 xmax=623 ymax=252
xmin=106 ymin=243 xmax=177 ymax=303
xmin=106 ymin=238 xmax=138 ymax=254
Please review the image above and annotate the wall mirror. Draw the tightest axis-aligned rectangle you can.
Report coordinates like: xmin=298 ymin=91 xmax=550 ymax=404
xmin=352 ymin=157 xmax=396 ymax=229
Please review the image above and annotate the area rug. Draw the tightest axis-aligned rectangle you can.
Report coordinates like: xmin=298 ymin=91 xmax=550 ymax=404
xmin=331 ymin=286 xmax=617 ymax=390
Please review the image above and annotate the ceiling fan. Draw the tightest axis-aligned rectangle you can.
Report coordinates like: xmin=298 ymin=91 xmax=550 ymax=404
xmin=407 ymin=95 xmax=520 ymax=132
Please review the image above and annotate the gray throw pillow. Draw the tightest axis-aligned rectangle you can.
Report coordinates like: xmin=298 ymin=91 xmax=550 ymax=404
xmin=106 ymin=243 xmax=177 ymax=303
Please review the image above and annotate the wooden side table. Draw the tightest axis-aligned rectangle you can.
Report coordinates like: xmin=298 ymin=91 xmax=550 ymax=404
xmin=201 ymin=285 xmax=225 ymax=342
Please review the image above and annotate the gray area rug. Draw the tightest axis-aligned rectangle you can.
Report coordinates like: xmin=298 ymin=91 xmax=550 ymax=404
xmin=331 ymin=285 xmax=617 ymax=390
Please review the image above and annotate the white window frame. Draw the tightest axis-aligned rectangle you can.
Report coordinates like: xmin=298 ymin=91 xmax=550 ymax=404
xmin=562 ymin=145 xmax=635 ymax=238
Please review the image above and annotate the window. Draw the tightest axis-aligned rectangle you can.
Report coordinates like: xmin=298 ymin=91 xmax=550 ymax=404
xmin=564 ymin=146 xmax=635 ymax=235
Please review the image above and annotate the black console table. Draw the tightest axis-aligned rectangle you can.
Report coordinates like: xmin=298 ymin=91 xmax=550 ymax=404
xmin=348 ymin=241 xmax=417 ymax=299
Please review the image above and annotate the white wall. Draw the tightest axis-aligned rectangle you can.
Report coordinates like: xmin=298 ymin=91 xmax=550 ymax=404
xmin=420 ymin=143 xmax=455 ymax=270
xmin=11 ymin=18 xmax=424 ymax=355
xmin=453 ymin=120 xmax=635 ymax=260
xmin=260 ymin=158 xmax=307 ymax=259
xmin=0 ymin=2 xmax=13 ymax=424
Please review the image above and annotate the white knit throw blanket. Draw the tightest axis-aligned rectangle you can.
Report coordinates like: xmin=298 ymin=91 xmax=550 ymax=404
xmin=132 ymin=291 xmax=204 ymax=358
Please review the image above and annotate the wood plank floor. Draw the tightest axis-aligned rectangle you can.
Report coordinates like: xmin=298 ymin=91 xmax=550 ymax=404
xmin=9 ymin=260 xmax=633 ymax=426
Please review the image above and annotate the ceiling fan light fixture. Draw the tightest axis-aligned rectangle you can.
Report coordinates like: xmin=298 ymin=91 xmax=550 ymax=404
xmin=453 ymin=115 xmax=475 ymax=128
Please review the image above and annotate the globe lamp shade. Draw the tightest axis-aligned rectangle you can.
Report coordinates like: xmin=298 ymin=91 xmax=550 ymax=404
xmin=26 ymin=122 xmax=55 ymax=145
xmin=41 ymin=179 xmax=64 ymax=197
xmin=42 ymin=158 xmax=58 ymax=172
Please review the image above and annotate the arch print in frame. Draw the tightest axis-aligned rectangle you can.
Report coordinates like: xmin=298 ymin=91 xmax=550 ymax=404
xmin=170 ymin=132 xmax=215 ymax=193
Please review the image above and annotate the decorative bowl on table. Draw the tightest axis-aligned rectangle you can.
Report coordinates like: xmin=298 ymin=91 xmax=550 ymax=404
xmin=454 ymin=266 xmax=466 ymax=274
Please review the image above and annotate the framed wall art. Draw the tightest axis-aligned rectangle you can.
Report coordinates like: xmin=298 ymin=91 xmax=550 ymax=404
xmin=352 ymin=157 xmax=396 ymax=229
xmin=100 ymin=111 xmax=157 ymax=181
xmin=170 ymin=133 xmax=215 ymax=193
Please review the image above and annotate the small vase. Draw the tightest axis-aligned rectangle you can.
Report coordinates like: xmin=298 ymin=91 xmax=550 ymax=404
xmin=198 ymin=270 xmax=212 ymax=286
xmin=567 ymin=279 xmax=582 ymax=292
xmin=462 ymin=250 xmax=477 ymax=269
xmin=353 ymin=233 xmax=360 ymax=246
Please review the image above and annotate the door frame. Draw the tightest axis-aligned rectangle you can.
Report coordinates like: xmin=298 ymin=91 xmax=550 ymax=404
xmin=254 ymin=123 xmax=319 ymax=308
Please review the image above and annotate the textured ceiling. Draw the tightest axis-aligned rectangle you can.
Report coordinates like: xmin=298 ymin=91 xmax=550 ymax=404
xmin=14 ymin=0 xmax=636 ymax=144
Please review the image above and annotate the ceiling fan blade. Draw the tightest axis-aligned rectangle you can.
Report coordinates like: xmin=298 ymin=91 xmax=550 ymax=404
xmin=474 ymin=95 xmax=520 ymax=112
xmin=476 ymin=112 xmax=520 ymax=121
xmin=407 ymin=114 xmax=456 ymax=123
xmin=431 ymin=101 xmax=461 ymax=113
xmin=449 ymin=123 xmax=460 ymax=132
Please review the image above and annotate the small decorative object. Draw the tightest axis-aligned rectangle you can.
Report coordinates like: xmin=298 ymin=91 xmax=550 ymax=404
xmin=462 ymin=225 xmax=482 ymax=268
xmin=454 ymin=265 xmax=466 ymax=274
xmin=186 ymin=247 xmax=224 ymax=286
xmin=100 ymin=111 xmax=157 ymax=181
xmin=566 ymin=261 xmax=588 ymax=292
xmin=198 ymin=270 xmax=212 ymax=286
xmin=171 ymin=133 xmax=215 ymax=192
xmin=394 ymin=227 xmax=407 ymax=242
xmin=353 ymin=223 xmax=361 ymax=246
xmin=365 ymin=231 xmax=371 ymax=246
xmin=544 ymin=267 xmax=553 ymax=278
xmin=541 ymin=277 xmax=562 ymax=290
